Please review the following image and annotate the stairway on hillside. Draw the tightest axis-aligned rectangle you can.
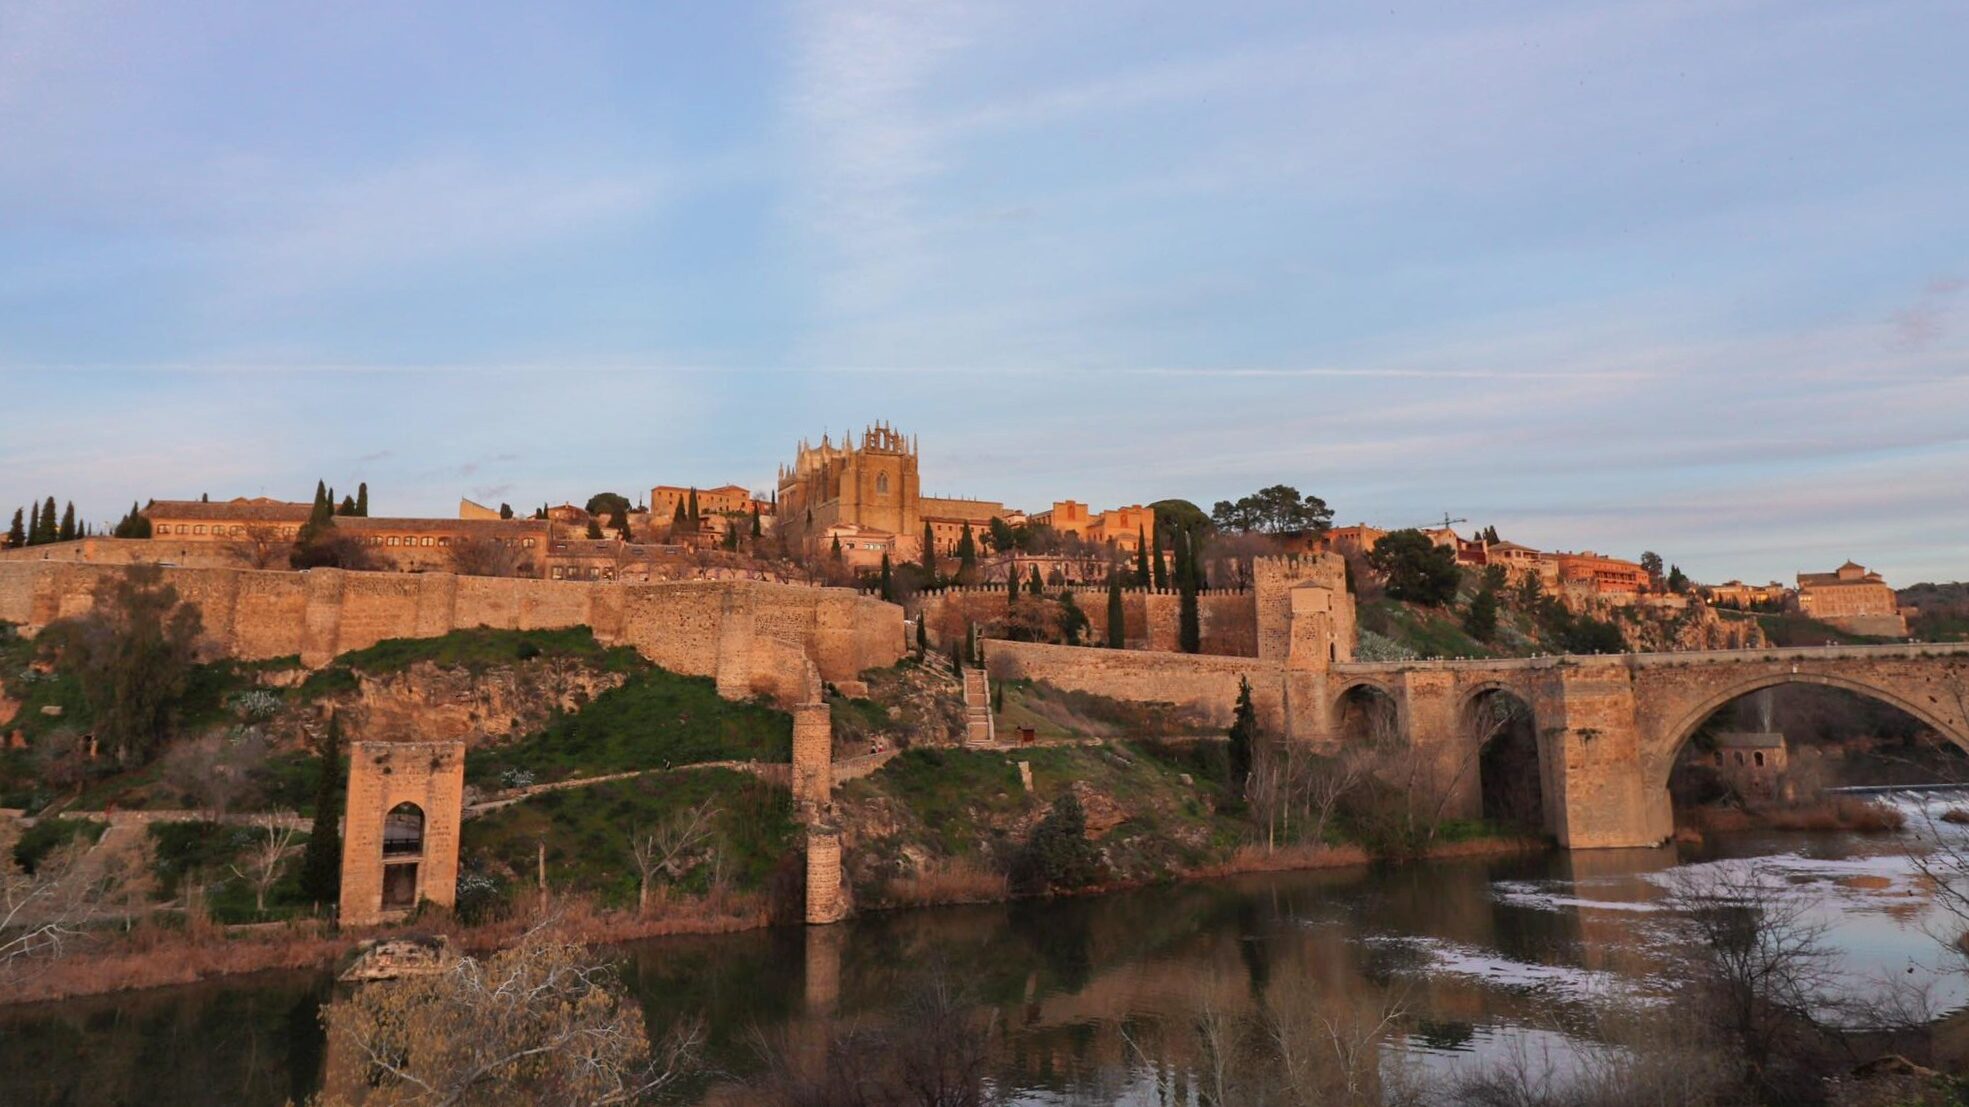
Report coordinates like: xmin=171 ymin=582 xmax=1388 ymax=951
xmin=962 ymin=669 xmax=993 ymax=746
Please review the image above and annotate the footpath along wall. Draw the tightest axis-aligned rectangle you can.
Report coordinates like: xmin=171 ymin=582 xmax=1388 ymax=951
xmin=0 ymin=561 xmax=904 ymax=695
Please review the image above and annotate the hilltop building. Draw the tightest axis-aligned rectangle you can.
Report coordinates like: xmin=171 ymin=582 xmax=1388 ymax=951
xmin=776 ymin=423 xmax=1006 ymax=560
xmin=1027 ymin=501 xmax=1156 ymax=551
xmin=1794 ymin=561 xmax=1907 ymax=636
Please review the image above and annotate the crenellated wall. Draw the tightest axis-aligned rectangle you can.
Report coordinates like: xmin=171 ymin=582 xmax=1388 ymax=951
xmin=0 ymin=561 xmax=903 ymax=694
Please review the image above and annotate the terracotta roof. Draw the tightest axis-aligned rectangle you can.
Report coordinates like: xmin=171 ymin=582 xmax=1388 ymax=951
xmin=144 ymin=498 xmax=313 ymax=523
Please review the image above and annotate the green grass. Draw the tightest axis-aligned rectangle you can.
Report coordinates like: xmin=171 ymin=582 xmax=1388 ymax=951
xmin=467 ymin=667 xmax=792 ymax=785
xmin=845 ymin=747 xmax=1026 ymax=857
xmin=1752 ymin=612 xmax=1891 ymax=647
xmin=11 ymin=817 xmax=106 ymax=873
xmin=460 ymin=768 xmax=796 ymax=909
xmin=1358 ymin=599 xmax=1494 ymax=659
xmin=336 ymin=626 xmax=640 ymax=676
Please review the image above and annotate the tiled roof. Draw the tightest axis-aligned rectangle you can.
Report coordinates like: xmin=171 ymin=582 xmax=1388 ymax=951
xmin=144 ymin=498 xmax=313 ymax=522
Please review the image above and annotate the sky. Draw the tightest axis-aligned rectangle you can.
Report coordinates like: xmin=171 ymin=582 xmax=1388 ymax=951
xmin=2 ymin=0 xmax=1965 ymax=584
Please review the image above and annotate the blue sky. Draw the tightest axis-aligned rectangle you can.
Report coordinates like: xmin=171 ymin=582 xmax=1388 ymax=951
xmin=3 ymin=0 xmax=1965 ymax=584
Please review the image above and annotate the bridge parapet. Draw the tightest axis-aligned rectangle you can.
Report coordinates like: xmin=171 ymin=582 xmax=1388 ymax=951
xmin=1335 ymin=641 xmax=1969 ymax=677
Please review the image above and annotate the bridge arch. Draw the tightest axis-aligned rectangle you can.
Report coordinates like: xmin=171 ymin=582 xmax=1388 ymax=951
xmin=1654 ymin=670 xmax=1969 ymax=788
xmin=1465 ymin=685 xmax=1547 ymax=832
xmin=1333 ymin=681 xmax=1401 ymax=746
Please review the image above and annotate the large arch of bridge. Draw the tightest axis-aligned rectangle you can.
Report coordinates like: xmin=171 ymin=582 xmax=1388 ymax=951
xmin=1652 ymin=669 xmax=1969 ymax=788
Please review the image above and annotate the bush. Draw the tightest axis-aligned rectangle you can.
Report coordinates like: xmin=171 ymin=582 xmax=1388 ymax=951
xmin=11 ymin=817 xmax=106 ymax=873
xmin=1009 ymin=793 xmax=1101 ymax=895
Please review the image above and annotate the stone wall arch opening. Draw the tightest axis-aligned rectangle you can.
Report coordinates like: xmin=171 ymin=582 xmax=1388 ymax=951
xmin=1663 ymin=675 xmax=1969 ymax=828
xmin=1467 ymin=687 xmax=1544 ymax=833
xmin=381 ymin=802 xmax=425 ymax=910
xmin=1335 ymin=683 xmax=1401 ymax=749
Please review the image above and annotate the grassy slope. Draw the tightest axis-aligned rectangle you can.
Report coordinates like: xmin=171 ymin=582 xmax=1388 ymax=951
xmin=461 ymin=767 xmax=795 ymax=908
xmin=466 ymin=668 xmax=792 ymax=785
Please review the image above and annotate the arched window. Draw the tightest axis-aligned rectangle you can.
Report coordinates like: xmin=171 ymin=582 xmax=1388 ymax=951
xmin=383 ymin=803 xmax=424 ymax=857
xmin=876 ymin=473 xmax=890 ymax=495
xmin=1753 ymin=751 xmax=1765 ymax=767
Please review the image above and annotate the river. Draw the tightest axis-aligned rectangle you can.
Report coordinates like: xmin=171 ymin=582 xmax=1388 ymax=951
xmin=8 ymin=791 xmax=1969 ymax=1106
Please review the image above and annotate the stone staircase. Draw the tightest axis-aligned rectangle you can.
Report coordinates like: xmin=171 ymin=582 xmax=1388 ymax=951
xmin=962 ymin=669 xmax=994 ymax=746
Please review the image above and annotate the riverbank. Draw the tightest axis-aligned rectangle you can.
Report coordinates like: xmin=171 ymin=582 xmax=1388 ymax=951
xmin=2 ymin=832 xmax=1545 ymax=1006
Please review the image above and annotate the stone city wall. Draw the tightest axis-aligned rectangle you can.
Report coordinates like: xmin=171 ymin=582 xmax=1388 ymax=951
xmin=920 ymin=587 xmax=1258 ymax=656
xmin=0 ymin=561 xmax=903 ymax=690
xmin=983 ymin=638 xmax=1290 ymax=734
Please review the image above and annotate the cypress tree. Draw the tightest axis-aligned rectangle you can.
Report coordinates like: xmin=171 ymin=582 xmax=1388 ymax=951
xmin=499 ymin=502 xmax=514 ymax=520
xmin=336 ymin=495 xmax=356 ymax=516
xmin=921 ymin=521 xmax=936 ymax=574
xmin=356 ymin=482 xmax=369 ymax=517
xmin=6 ymin=508 xmax=24 ymax=549
xmin=36 ymin=496 xmax=58 ymax=544
xmin=1028 ymin=565 xmax=1044 ymax=596
xmin=687 ymin=487 xmax=699 ymax=523
xmin=1134 ymin=528 xmax=1150 ymax=588
xmin=1177 ymin=528 xmax=1200 ymax=653
xmin=879 ymin=553 xmax=894 ymax=601
xmin=915 ymin=612 xmax=928 ymax=655
xmin=673 ymin=501 xmax=688 ymax=532
xmin=299 ymin=713 xmax=345 ymax=909
xmin=956 ymin=523 xmax=977 ymax=579
xmin=1106 ymin=574 xmax=1125 ymax=648
xmin=831 ymin=535 xmax=843 ymax=561
xmin=585 ymin=519 xmax=604 ymax=540
xmin=313 ymin=481 xmax=328 ymax=514
xmin=1150 ymin=527 xmax=1167 ymax=590
xmin=1227 ymin=677 xmax=1256 ymax=799
xmin=751 ymin=507 xmax=762 ymax=538
xmin=57 ymin=501 xmax=76 ymax=542
xmin=1007 ymin=559 xmax=1020 ymax=601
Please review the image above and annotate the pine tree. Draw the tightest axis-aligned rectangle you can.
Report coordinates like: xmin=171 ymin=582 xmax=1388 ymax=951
xmin=57 ymin=501 xmax=76 ymax=542
xmin=1227 ymin=677 xmax=1257 ymax=799
xmin=1134 ymin=528 xmax=1150 ymax=588
xmin=879 ymin=553 xmax=894 ymax=601
xmin=1150 ymin=527 xmax=1167 ymax=590
xmin=356 ymin=483 xmax=369 ymax=517
xmin=1028 ymin=565 xmax=1044 ymax=596
xmin=922 ymin=521 xmax=936 ymax=574
xmin=1465 ymin=587 xmax=1499 ymax=643
xmin=336 ymin=495 xmax=356 ymax=517
xmin=1107 ymin=574 xmax=1125 ymax=648
xmin=299 ymin=713 xmax=345 ymax=909
xmin=6 ymin=508 xmax=24 ymax=549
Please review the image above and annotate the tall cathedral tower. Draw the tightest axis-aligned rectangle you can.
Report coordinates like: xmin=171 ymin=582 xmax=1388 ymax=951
xmin=777 ymin=422 xmax=923 ymax=552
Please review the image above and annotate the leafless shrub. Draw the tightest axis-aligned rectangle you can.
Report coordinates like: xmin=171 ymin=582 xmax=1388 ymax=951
xmin=160 ymin=731 xmax=268 ymax=820
xmin=0 ymin=830 xmax=117 ymax=977
xmin=629 ymin=801 xmax=719 ymax=916
xmin=226 ymin=813 xmax=298 ymax=914
xmin=449 ymin=536 xmax=533 ymax=578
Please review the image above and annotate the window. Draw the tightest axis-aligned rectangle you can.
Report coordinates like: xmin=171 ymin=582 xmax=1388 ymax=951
xmin=551 ymin=566 xmax=563 ymax=579
xmin=421 ymin=537 xmax=434 ymax=546
xmin=388 ymin=536 xmax=400 ymax=546
xmin=1753 ymin=751 xmax=1765 ymax=767
xmin=876 ymin=473 xmax=890 ymax=495
xmin=382 ymin=803 xmax=424 ymax=858
xmin=194 ymin=525 xmax=207 ymax=535
xmin=523 ymin=538 xmax=534 ymax=548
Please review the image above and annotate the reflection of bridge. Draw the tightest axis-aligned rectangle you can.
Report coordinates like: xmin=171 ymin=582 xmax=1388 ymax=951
xmin=1329 ymin=644 xmax=1969 ymax=848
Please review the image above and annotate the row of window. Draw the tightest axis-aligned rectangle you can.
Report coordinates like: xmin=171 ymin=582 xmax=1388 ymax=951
xmin=155 ymin=523 xmax=300 ymax=537
xmin=551 ymin=565 xmax=615 ymax=580
xmin=357 ymin=535 xmax=535 ymax=548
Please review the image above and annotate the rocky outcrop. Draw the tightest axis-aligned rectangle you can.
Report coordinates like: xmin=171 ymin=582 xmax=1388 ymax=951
xmin=1598 ymin=600 xmax=1766 ymax=653
xmin=324 ymin=660 xmax=628 ymax=747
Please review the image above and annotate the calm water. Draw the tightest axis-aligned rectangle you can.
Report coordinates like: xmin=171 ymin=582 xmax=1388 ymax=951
xmin=8 ymin=792 xmax=1969 ymax=1106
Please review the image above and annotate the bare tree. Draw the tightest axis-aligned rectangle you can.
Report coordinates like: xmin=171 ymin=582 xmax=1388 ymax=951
xmin=0 ymin=832 xmax=114 ymax=976
xmin=322 ymin=929 xmax=701 ymax=1107
xmin=628 ymin=801 xmax=719 ymax=915
xmin=449 ymin=536 xmax=531 ymax=578
xmin=160 ymin=732 xmax=268 ymax=821
xmin=227 ymin=813 xmax=298 ymax=914
xmin=239 ymin=524 xmax=291 ymax=570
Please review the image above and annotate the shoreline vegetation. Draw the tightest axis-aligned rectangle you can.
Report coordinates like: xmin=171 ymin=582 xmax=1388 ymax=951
xmin=1 ymin=831 xmax=1543 ymax=1008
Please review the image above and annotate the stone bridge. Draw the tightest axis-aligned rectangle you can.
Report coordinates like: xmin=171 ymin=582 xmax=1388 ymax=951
xmin=1325 ymin=643 xmax=1969 ymax=848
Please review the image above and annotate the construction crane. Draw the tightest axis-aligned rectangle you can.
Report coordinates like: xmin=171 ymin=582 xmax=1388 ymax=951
xmin=1406 ymin=513 xmax=1468 ymax=533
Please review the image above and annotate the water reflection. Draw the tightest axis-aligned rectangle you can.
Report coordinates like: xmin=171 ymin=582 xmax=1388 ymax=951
xmin=6 ymin=814 xmax=1968 ymax=1105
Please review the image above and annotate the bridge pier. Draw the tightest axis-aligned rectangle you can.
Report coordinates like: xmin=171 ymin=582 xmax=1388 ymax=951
xmin=1531 ymin=667 xmax=1668 ymax=849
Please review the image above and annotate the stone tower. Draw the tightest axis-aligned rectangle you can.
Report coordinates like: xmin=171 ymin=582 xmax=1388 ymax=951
xmin=1253 ymin=553 xmax=1355 ymax=670
xmin=338 ymin=741 xmax=466 ymax=926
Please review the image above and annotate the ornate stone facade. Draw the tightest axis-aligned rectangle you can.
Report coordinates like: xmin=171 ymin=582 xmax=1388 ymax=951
xmin=775 ymin=424 xmax=1004 ymax=560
